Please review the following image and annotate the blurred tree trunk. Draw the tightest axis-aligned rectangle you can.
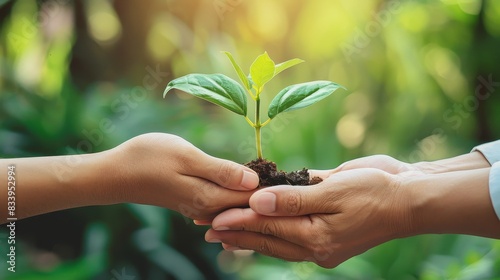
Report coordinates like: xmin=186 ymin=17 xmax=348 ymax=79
xmin=0 ymin=1 xmax=14 ymax=27
xmin=472 ymin=0 xmax=495 ymax=142
xmin=69 ymin=1 xmax=161 ymax=88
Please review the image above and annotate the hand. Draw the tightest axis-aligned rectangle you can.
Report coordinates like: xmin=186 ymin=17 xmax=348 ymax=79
xmin=109 ymin=133 xmax=259 ymax=220
xmin=205 ymin=168 xmax=412 ymax=268
xmin=309 ymin=151 xmax=490 ymax=178
xmin=205 ymin=156 xmax=499 ymax=268
xmin=311 ymin=151 xmax=489 ymax=177
xmin=0 ymin=133 xmax=259 ymax=221
xmin=311 ymin=154 xmax=420 ymax=178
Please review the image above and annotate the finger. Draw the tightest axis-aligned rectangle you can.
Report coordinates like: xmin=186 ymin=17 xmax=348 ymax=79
xmin=211 ymin=208 xmax=313 ymax=245
xmin=172 ymin=176 xmax=254 ymax=221
xmin=249 ymin=184 xmax=333 ymax=216
xmin=221 ymin=243 xmax=243 ymax=251
xmin=193 ymin=220 xmax=212 ymax=226
xmin=332 ymin=155 xmax=408 ymax=174
xmin=308 ymin=161 xmax=355 ymax=179
xmin=191 ymin=154 xmax=259 ymax=191
xmin=205 ymin=229 xmax=311 ymax=263
xmin=154 ymin=135 xmax=258 ymax=190
xmin=308 ymin=169 xmax=335 ymax=179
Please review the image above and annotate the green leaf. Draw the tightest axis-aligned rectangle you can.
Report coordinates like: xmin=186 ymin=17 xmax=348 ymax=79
xmin=250 ymin=52 xmax=276 ymax=90
xmin=223 ymin=51 xmax=251 ymax=90
xmin=268 ymin=81 xmax=345 ymax=119
xmin=274 ymin=58 xmax=305 ymax=77
xmin=164 ymin=74 xmax=247 ymax=116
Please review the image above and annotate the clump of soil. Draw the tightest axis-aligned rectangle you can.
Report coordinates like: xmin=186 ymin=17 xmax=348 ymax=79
xmin=245 ymin=158 xmax=323 ymax=187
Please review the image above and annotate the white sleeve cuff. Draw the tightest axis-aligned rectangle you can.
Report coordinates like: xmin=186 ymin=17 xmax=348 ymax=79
xmin=471 ymin=140 xmax=500 ymax=166
xmin=490 ymin=162 xmax=500 ymax=221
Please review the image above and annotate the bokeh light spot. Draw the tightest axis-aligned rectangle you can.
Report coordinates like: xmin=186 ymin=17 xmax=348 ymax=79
xmin=336 ymin=114 xmax=366 ymax=149
xmin=398 ymin=3 xmax=429 ymax=33
xmin=85 ymin=0 xmax=122 ymax=44
xmin=147 ymin=17 xmax=180 ymax=61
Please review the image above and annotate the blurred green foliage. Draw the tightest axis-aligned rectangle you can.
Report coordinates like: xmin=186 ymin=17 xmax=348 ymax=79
xmin=1 ymin=0 xmax=499 ymax=279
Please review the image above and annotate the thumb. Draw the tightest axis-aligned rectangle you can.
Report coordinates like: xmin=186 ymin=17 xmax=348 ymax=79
xmin=249 ymin=184 xmax=330 ymax=216
xmin=193 ymin=155 xmax=260 ymax=191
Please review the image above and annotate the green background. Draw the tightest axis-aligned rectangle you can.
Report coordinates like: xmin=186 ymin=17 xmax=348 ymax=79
xmin=1 ymin=0 xmax=499 ymax=279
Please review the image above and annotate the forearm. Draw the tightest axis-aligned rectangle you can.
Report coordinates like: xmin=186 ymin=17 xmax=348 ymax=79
xmin=0 ymin=151 xmax=117 ymax=222
xmin=413 ymin=151 xmax=490 ymax=174
xmin=410 ymin=168 xmax=500 ymax=238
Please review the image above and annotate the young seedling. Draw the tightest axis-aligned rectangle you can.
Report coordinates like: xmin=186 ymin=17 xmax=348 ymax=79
xmin=163 ymin=51 xmax=345 ymax=186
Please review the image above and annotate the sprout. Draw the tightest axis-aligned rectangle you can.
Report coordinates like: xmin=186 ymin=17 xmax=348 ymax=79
xmin=164 ymin=51 xmax=345 ymax=159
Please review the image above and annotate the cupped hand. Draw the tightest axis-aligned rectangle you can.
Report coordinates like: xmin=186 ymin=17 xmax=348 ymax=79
xmin=310 ymin=154 xmax=421 ymax=179
xmin=204 ymin=153 xmax=497 ymax=267
xmin=108 ymin=133 xmax=259 ymax=221
xmin=205 ymin=167 xmax=417 ymax=268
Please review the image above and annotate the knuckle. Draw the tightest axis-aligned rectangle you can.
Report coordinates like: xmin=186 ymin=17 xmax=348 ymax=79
xmin=175 ymin=146 xmax=201 ymax=170
xmin=177 ymin=203 xmax=201 ymax=220
xmin=177 ymin=143 xmax=197 ymax=158
xmin=192 ymin=191 xmax=210 ymax=210
xmin=217 ymin=161 xmax=235 ymax=185
xmin=262 ymin=222 xmax=279 ymax=236
xmin=258 ymin=240 xmax=278 ymax=257
xmin=192 ymin=181 xmax=220 ymax=211
xmin=313 ymin=246 xmax=330 ymax=260
xmin=312 ymin=247 xmax=334 ymax=264
xmin=310 ymin=240 xmax=329 ymax=258
xmin=285 ymin=191 xmax=303 ymax=215
xmin=307 ymin=231 xmax=335 ymax=261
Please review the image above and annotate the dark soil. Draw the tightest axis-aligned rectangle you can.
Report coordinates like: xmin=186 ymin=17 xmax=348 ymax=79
xmin=245 ymin=158 xmax=323 ymax=187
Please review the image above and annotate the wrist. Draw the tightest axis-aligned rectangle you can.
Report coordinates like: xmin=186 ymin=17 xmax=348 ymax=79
xmin=386 ymin=173 xmax=421 ymax=239
xmin=68 ymin=150 xmax=122 ymax=206
xmin=408 ymin=168 xmax=500 ymax=237
xmin=412 ymin=151 xmax=490 ymax=174
xmin=96 ymin=146 xmax=136 ymax=205
xmin=103 ymin=135 xmax=165 ymax=206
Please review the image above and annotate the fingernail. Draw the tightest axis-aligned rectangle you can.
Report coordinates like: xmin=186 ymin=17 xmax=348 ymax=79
xmin=207 ymin=238 xmax=222 ymax=243
xmin=214 ymin=226 xmax=230 ymax=231
xmin=241 ymin=170 xmax=259 ymax=190
xmin=253 ymin=192 xmax=276 ymax=214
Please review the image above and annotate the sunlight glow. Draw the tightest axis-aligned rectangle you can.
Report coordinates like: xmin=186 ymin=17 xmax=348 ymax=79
xmin=147 ymin=16 xmax=180 ymax=61
xmin=336 ymin=114 xmax=366 ymax=149
xmin=485 ymin=0 xmax=500 ymax=36
xmin=424 ymin=45 xmax=466 ymax=101
xmin=247 ymin=1 xmax=288 ymax=42
xmin=458 ymin=0 xmax=482 ymax=15
xmin=398 ymin=3 xmax=429 ymax=33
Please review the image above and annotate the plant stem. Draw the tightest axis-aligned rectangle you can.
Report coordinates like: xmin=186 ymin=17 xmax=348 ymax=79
xmin=255 ymin=126 xmax=262 ymax=159
xmin=244 ymin=116 xmax=255 ymax=127
xmin=255 ymin=97 xmax=263 ymax=159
